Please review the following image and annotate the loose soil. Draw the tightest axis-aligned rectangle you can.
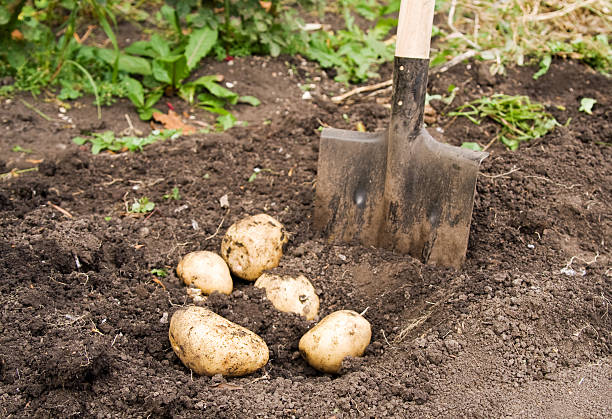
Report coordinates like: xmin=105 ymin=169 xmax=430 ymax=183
xmin=0 ymin=53 xmax=610 ymax=417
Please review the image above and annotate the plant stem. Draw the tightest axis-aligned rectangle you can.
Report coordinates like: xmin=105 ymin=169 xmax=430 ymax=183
xmin=19 ymin=99 xmax=52 ymax=121
xmin=224 ymin=0 xmax=230 ymax=34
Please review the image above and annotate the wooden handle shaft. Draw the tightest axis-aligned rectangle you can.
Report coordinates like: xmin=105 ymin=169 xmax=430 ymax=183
xmin=395 ymin=0 xmax=436 ymax=59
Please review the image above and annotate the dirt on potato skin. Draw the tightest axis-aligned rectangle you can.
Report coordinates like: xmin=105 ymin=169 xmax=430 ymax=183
xmin=0 ymin=53 xmax=610 ymax=418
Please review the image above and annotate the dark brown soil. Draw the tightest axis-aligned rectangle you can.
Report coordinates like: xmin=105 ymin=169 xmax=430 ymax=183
xmin=0 ymin=53 xmax=610 ymax=417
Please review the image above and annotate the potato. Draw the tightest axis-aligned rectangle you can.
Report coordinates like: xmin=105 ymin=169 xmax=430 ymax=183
xmin=221 ymin=214 xmax=288 ymax=280
xmin=177 ymin=251 xmax=232 ymax=295
xmin=169 ymin=306 xmax=269 ymax=377
xmin=298 ymin=310 xmax=371 ymax=374
xmin=254 ymin=273 xmax=319 ymax=320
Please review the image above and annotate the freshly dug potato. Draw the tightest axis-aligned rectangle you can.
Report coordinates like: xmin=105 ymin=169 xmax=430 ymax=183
xmin=254 ymin=273 xmax=319 ymax=320
xmin=169 ymin=306 xmax=269 ymax=377
xmin=299 ymin=310 xmax=371 ymax=374
xmin=221 ymin=214 xmax=288 ymax=280
xmin=177 ymin=251 xmax=232 ymax=295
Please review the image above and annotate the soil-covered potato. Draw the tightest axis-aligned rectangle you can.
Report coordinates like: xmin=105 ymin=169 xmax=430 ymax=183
xmin=254 ymin=273 xmax=319 ymax=320
xmin=299 ymin=310 xmax=371 ymax=374
xmin=169 ymin=306 xmax=269 ymax=377
xmin=221 ymin=214 xmax=288 ymax=280
xmin=177 ymin=251 xmax=232 ymax=295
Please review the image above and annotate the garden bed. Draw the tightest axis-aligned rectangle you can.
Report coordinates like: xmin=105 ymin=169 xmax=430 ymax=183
xmin=0 ymin=54 xmax=610 ymax=417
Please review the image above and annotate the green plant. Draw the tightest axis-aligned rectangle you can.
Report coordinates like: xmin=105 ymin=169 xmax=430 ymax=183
xmin=11 ymin=145 xmax=32 ymax=153
xmin=431 ymin=0 xmax=611 ymax=76
xmin=181 ymin=0 xmax=312 ymax=58
xmin=449 ymin=94 xmax=560 ymax=150
xmin=163 ymin=186 xmax=181 ymax=200
xmin=73 ymin=129 xmax=179 ymax=154
xmin=179 ymin=74 xmax=259 ymax=129
xmin=130 ymin=197 xmax=155 ymax=213
xmin=151 ymin=268 xmax=168 ymax=277
xmin=0 ymin=2 xmax=260 ymax=127
xmin=579 ymin=97 xmax=597 ymax=115
xmin=426 ymin=84 xmax=458 ymax=106
xmin=305 ymin=9 xmax=395 ymax=83
xmin=248 ymin=167 xmax=273 ymax=182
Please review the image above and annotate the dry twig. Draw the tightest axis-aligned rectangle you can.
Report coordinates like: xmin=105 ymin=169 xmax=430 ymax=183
xmin=47 ymin=201 xmax=73 ymax=218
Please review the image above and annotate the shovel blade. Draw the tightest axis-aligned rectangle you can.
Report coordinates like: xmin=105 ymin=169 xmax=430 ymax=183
xmin=315 ymin=126 xmax=486 ymax=269
xmin=381 ymin=128 xmax=487 ymax=268
xmin=314 ymin=127 xmax=386 ymax=246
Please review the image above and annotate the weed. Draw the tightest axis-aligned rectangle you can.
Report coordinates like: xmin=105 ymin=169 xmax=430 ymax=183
xmin=579 ymin=97 xmax=597 ymax=115
xmin=150 ymin=268 xmax=168 ymax=277
xmin=432 ymin=0 xmax=611 ymax=76
xmin=426 ymin=84 xmax=458 ymax=106
xmin=129 ymin=197 xmax=155 ymax=213
xmin=73 ymin=129 xmax=178 ymax=154
xmin=248 ymin=167 xmax=273 ymax=182
xmin=163 ymin=187 xmax=181 ymax=200
xmin=449 ymin=94 xmax=559 ymax=150
xmin=305 ymin=9 xmax=395 ymax=83
xmin=11 ymin=145 xmax=32 ymax=153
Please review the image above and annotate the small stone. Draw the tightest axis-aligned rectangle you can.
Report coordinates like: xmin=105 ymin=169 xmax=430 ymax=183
xmin=219 ymin=194 xmax=229 ymax=208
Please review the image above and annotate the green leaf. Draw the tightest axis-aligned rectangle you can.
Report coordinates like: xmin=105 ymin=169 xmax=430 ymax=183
xmin=461 ymin=142 xmax=483 ymax=151
xmin=199 ymin=79 xmax=238 ymax=104
xmin=163 ymin=187 xmax=181 ymax=200
xmin=185 ymin=26 xmax=218 ymax=70
xmin=268 ymin=41 xmax=281 ymax=57
xmin=94 ymin=48 xmax=152 ymax=75
xmin=123 ymin=77 xmax=145 ymax=108
xmin=501 ymin=136 xmax=519 ymax=151
xmin=239 ymin=96 xmax=261 ymax=106
xmin=579 ymin=97 xmax=597 ymax=115
xmin=533 ymin=55 xmax=552 ymax=80
xmin=217 ymin=113 xmax=237 ymax=131
xmin=7 ymin=48 xmax=26 ymax=69
xmin=0 ymin=6 xmax=10 ymax=25
xmin=138 ymin=108 xmax=155 ymax=121
xmin=150 ymin=34 xmax=170 ymax=57
xmin=91 ymin=142 xmax=105 ymax=155
xmin=12 ymin=145 xmax=33 ymax=153
xmin=130 ymin=197 xmax=155 ymax=213
xmin=205 ymin=108 xmax=238 ymax=131
xmin=153 ymin=55 xmax=189 ymax=86
xmin=144 ymin=90 xmax=163 ymax=109
xmin=152 ymin=60 xmax=172 ymax=85
xmin=161 ymin=5 xmax=182 ymax=37
xmin=151 ymin=268 xmax=167 ymax=277
xmin=124 ymin=40 xmax=156 ymax=58
xmin=197 ymin=92 xmax=225 ymax=109
xmin=73 ymin=137 xmax=88 ymax=145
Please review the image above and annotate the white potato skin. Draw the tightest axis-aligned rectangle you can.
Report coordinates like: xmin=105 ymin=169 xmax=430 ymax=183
xmin=221 ymin=214 xmax=288 ymax=280
xmin=176 ymin=251 xmax=233 ymax=295
xmin=254 ymin=273 xmax=319 ymax=321
xmin=169 ymin=306 xmax=269 ymax=377
xmin=299 ymin=310 xmax=371 ymax=374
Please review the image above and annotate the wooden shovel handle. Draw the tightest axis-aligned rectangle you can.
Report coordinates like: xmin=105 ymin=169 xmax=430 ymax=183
xmin=395 ymin=0 xmax=436 ymax=59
